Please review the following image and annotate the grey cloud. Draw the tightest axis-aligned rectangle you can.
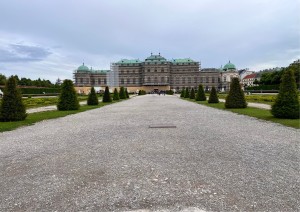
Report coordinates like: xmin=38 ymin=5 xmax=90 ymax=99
xmin=0 ymin=44 xmax=51 ymax=62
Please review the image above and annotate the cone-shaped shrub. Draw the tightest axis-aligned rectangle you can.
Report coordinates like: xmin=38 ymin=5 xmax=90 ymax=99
xmin=190 ymin=88 xmax=195 ymax=99
xmin=0 ymin=76 xmax=27 ymax=121
xmin=125 ymin=88 xmax=129 ymax=98
xmin=180 ymin=88 xmax=185 ymax=97
xmin=113 ymin=88 xmax=120 ymax=101
xmin=208 ymin=86 xmax=219 ymax=103
xmin=57 ymin=79 xmax=79 ymax=110
xmin=225 ymin=78 xmax=247 ymax=108
xmin=184 ymin=87 xmax=190 ymax=98
xmin=102 ymin=86 xmax=112 ymax=102
xmin=195 ymin=84 xmax=206 ymax=101
xmin=119 ymin=86 xmax=126 ymax=99
xmin=271 ymin=67 xmax=300 ymax=119
xmin=87 ymin=87 xmax=99 ymax=105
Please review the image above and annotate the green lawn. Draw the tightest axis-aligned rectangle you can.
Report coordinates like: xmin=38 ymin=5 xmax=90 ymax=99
xmin=22 ymin=96 xmax=89 ymax=108
xmin=182 ymin=98 xmax=300 ymax=129
xmin=0 ymin=101 xmax=115 ymax=132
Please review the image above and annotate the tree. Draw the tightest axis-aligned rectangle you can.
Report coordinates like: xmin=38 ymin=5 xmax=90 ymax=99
xmin=113 ymin=88 xmax=120 ymax=101
xmin=184 ymin=87 xmax=190 ymax=98
xmin=189 ymin=88 xmax=195 ymax=99
xmin=225 ymin=78 xmax=247 ymax=108
xmin=102 ymin=86 xmax=112 ymax=102
xmin=0 ymin=74 xmax=7 ymax=85
xmin=125 ymin=88 xmax=129 ymax=98
xmin=119 ymin=86 xmax=126 ymax=99
xmin=57 ymin=79 xmax=80 ymax=110
xmin=87 ymin=87 xmax=99 ymax=105
xmin=180 ymin=88 xmax=185 ymax=98
xmin=195 ymin=84 xmax=206 ymax=101
xmin=208 ymin=86 xmax=219 ymax=103
xmin=271 ymin=67 xmax=300 ymax=119
xmin=0 ymin=76 xmax=27 ymax=121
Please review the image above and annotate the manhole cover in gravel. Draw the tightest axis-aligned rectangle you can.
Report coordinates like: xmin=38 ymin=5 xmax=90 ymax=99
xmin=149 ymin=125 xmax=176 ymax=128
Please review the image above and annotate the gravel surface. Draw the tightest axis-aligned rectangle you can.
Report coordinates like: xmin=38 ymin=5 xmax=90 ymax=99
xmin=0 ymin=95 xmax=299 ymax=211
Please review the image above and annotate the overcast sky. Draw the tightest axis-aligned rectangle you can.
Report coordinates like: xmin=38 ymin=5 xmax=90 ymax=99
xmin=0 ymin=0 xmax=299 ymax=82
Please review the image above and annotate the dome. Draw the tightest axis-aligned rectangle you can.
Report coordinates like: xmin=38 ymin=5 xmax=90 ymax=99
xmin=223 ymin=61 xmax=236 ymax=70
xmin=77 ymin=63 xmax=90 ymax=72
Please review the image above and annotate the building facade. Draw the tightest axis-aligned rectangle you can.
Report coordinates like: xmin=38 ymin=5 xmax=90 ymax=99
xmin=74 ymin=53 xmax=239 ymax=93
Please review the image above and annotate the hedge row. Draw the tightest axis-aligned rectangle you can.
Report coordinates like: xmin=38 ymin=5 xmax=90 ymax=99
xmin=20 ymin=87 xmax=60 ymax=94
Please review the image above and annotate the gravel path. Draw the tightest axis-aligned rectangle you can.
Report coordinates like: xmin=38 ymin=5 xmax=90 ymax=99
xmin=0 ymin=95 xmax=299 ymax=211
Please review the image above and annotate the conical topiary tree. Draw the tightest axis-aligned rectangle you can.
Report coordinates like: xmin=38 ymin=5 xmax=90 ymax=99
xmin=87 ymin=87 xmax=99 ymax=105
xmin=184 ymin=88 xmax=190 ymax=98
xmin=113 ymin=88 xmax=120 ymax=101
xmin=125 ymin=88 xmax=129 ymax=98
xmin=225 ymin=78 xmax=247 ymax=108
xmin=57 ymin=79 xmax=80 ymax=110
xmin=208 ymin=86 xmax=219 ymax=103
xmin=119 ymin=86 xmax=126 ymax=99
xmin=0 ymin=76 xmax=27 ymax=121
xmin=190 ymin=88 xmax=195 ymax=99
xmin=102 ymin=86 xmax=112 ymax=102
xmin=180 ymin=88 xmax=185 ymax=98
xmin=195 ymin=84 xmax=206 ymax=101
xmin=271 ymin=67 xmax=300 ymax=119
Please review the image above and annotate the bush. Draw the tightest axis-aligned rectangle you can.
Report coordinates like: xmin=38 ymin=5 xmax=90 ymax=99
xmin=184 ymin=88 xmax=190 ymax=98
xmin=196 ymin=85 xmax=206 ymax=101
xmin=87 ymin=87 xmax=99 ymax=105
xmin=208 ymin=86 xmax=219 ymax=103
xmin=271 ymin=67 xmax=300 ymax=119
xmin=166 ymin=90 xmax=174 ymax=95
xmin=20 ymin=87 xmax=60 ymax=94
xmin=125 ymin=88 xmax=129 ymax=98
xmin=225 ymin=78 xmax=247 ymax=108
xmin=102 ymin=86 xmax=112 ymax=102
xmin=138 ymin=90 xmax=146 ymax=95
xmin=0 ymin=76 xmax=27 ymax=121
xmin=190 ymin=88 xmax=195 ymax=99
xmin=113 ymin=88 xmax=120 ymax=101
xmin=119 ymin=87 xmax=126 ymax=99
xmin=180 ymin=89 xmax=185 ymax=97
xmin=57 ymin=79 xmax=80 ymax=110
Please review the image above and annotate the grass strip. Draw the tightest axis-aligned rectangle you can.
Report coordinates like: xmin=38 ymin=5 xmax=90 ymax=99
xmin=0 ymin=101 xmax=115 ymax=133
xmin=182 ymin=98 xmax=300 ymax=129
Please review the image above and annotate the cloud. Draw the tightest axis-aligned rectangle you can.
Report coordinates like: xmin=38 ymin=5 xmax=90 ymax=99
xmin=0 ymin=44 xmax=51 ymax=62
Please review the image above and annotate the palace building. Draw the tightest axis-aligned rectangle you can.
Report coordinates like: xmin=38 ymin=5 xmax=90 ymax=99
xmin=73 ymin=53 xmax=239 ymax=93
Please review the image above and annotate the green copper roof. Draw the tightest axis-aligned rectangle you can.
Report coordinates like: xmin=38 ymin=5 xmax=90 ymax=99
xmin=223 ymin=61 xmax=236 ymax=70
xmin=145 ymin=54 xmax=167 ymax=62
xmin=77 ymin=63 xmax=90 ymax=71
xmin=116 ymin=59 xmax=142 ymax=64
xmin=171 ymin=58 xmax=196 ymax=64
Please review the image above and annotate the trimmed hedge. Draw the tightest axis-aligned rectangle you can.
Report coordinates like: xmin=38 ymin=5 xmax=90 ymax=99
xmin=196 ymin=85 xmax=206 ymax=101
xmin=225 ymin=78 xmax=247 ymax=108
xmin=102 ymin=86 xmax=112 ymax=102
xmin=20 ymin=87 xmax=60 ymax=94
xmin=208 ymin=86 xmax=219 ymax=103
xmin=57 ymin=80 xmax=80 ymax=110
xmin=87 ymin=87 xmax=99 ymax=105
xmin=113 ymin=88 xmax=120 ymax=101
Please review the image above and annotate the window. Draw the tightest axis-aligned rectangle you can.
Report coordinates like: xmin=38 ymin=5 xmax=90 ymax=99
xmin=104 ymin=79 xmax=106 ymax=84
xmin=212 ymin=78 xmax=215 ymax=83
xmin=188 ymin=77 xmax=191 ymax=83
xmin=161 ymin=77 xmax=165 ymax=82
xmin=98 ymin=78 xmax=101 ymax=84
xmin=182 ymin=77 xmax=185 ymax=83
xmin=155 ymin=69 xmax=157 ymax=72
xmin=161 ymin=68 xmax=164 ymax=72
xmin=206 ymin=77 xmax=209 ymax=83
xmin=194 ymin=77 xmax=197 ymax=83
xmin=127 ymin=78 xmax=130 ymax=84
xmin=154 ymin=77 xmax=157 ymax=82
xmin=224 ymin=77 xmax=226 ymax=82
xmin=133 ymin=78 xmax=136 ymax=84
xmin=147 ymin=69 xmax=150 ymax=72
xmin=121 ymin=78 xmax=124 ymax=84
xmin=80 ymin=78 xmax=83 ymax=83
xmin=148 ymin=77 xmax=151 ymax=82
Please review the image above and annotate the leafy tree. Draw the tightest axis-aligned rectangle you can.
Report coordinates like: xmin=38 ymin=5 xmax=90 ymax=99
xmin=189 ymin=88 xmax=195 ymax=99
xmin=271 ymin=67 xmax=300 ymax=119
xmin=57 ymin=79 xmax=79 ymax=110
xmin=113 ymin=88 xmax=120 ymax=101
xmin=0 ymin=76 xmax=27 ymax=121
xmin=225 ymin=78 xmax=247 ymax=108
xmin=208 ymin=86 xmax=219 ymax=103
xmin=0 ymin=74 xmax=7 ymax=85
xmin=119 ymin=86 xmax=126 ymax=99
xmin=180 ymin=88 xmax=185 ymax=97
xmin=184 ymin=87 xmax=190 ymax=98
xmin=195 ymin=85 xmax=206 ymax=101
xmin=102 ymin=86 xmax=112 ymax=102
xmin=125 ymin=88 xmax=129 ymax=98
xmin=87 ymin=87 xmax=99 ymax=105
